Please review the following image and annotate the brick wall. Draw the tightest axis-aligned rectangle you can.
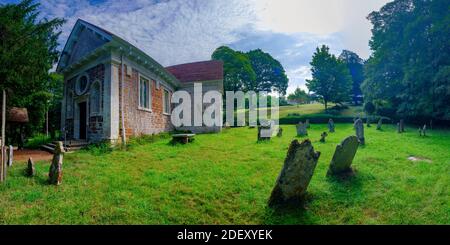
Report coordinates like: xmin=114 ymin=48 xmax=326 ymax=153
xmin=119 ymin=65 xmax=174 ymax=138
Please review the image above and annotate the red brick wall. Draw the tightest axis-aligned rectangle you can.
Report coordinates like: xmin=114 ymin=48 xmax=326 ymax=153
xmin=119 ymin=65 xmax=173 ymax=138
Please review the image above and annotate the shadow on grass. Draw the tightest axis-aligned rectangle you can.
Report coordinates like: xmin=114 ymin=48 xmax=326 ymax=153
xmin=262 ymin=193 xmax=317 ymax=224
xmin=326 ymin=170 xmax=367 ymax=205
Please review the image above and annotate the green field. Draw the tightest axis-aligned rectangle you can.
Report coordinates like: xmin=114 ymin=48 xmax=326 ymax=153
xmin=1 ymin=123 xmax=449 ymax=224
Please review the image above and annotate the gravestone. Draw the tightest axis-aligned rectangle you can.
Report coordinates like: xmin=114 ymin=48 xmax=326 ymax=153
xmin=26 ymin=157 xmax=35 ymax=177
xmin=397 ymin=123 xmax=401 ymax=133
xmin=48 ymin=141 xmax=65 ymax=185
xmin=305 ymin=119 xmax=310 ymax=129
xmin=327 ymin=136 xmax=359 ymax=176
xmin=268 ymin=139 xmax=321 ymax=207
xmin=7 ymin=145 xmax=13 ymax=167
xmin=422 ymin=125 xmax=427 ymax=136
xmin=296 ymin=122 xmax=308 ymax=137
xmin=376 ymin=118 xmax=382 ymax=130
xmin=258 ymin=125 xmax=271 ymax=141
xmin=399 ymin=119 xmax=405 ymax=132
xmin=366 ymin=115 xmax=371 ymax=127
xmin=354 ymin=118 xmax=365 ymax=145
xmin=328 ymin=119 xmax=335 ymax=133
xmin=320 ymin=132 xmax=328 ymax=143
xmin=277 ymin=127 xmax=283 ymax=137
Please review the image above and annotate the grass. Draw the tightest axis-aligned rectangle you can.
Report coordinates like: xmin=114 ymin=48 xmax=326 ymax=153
xmin=0 ymin=123 xmax=449 ymax=224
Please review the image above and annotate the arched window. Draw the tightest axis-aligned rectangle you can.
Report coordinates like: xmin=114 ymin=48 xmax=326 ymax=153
xmin=90 ymin=81 xmax=101 ymax=114
xmin=66 ymin=91 xmax=73 ymax=117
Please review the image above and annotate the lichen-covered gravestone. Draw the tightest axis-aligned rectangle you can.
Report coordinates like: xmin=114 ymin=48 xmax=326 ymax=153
xmin=320 ymin=132 xmax=328 ymax=143
xmin=7 ymin=145 xmax=13 ymax=167
xmin=328 ymin=119 xmax=335 ymax=133
xmin=327 ymin=136 xmax=359 ymax=176
xmin=376 ymin=118 xmax=382 ymax=130
xmin=48 ymin=141 xmax=65 ymax=185
xmin=268 ymin=139 xmax=321 ymax=207
xmin=277 ymin=127 xmax=283 ymax=137
xmin=296 ymin=122 xmax=308 ymax=137
xmin=305 ymin=119 xmax=310 ymax=129
xmin=26 ymin=157 xmax=35 ymax=177
xmin=354 ymin=118 xmax=365 ymax=145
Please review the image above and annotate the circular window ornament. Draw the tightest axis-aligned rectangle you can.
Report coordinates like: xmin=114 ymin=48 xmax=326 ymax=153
xmin=75 ymin=73 xmax=89 ymax=95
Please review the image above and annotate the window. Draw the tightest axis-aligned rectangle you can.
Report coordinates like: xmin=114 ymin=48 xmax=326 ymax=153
xmin=66 ymin=91 xmax=73 ymax=116
xmin=163 ymin=89 xmax=171 ymax=114
xmin=139 ymin=76 xmax=151 ymax=110
xmin=76 ymin=74 xmax=89 ymax=95
xmin=90 ymin=82 xmax=101 ymax=114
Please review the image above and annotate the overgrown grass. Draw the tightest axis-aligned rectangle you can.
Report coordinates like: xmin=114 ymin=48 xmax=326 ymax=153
xmin=1 ymin=124 xmax=449 ymax=224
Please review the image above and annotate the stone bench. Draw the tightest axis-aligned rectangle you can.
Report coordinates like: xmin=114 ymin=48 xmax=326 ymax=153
xmin=172 ymin=134 xmax=195 ymax=144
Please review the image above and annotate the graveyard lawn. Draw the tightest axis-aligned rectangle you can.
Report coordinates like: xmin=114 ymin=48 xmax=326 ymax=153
xmin=0 ymin=124 xmax=449 ymax=224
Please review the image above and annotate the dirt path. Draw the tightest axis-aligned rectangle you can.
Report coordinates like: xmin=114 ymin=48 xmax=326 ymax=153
xmin=12 ymin=149 xmax=53 ymax=162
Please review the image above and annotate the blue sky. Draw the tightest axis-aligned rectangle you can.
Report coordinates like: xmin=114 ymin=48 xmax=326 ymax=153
xmin=1 ymin=0 xmax=391 ymax=94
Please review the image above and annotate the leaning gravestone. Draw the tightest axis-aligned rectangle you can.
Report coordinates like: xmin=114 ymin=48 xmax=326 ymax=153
xmin=320 ymin=132 xmax=328 ymax=143
xmin=305 ymin=119 xmax=310 ymax=129
xmin=7 ymin=145 xmax=13 ymax=167
xmin=376 ymin=118 xmax=382 ymax=130
xmin=26 ymin=157 xmax=35 ymax=177
xmin=354 ymin=118 xmax=365 ymax=145
xmin=328 ymin=119 xmax=335 ymax=133
xmin=296 ymin=122 xmax=308 ymax=137
xmin=48 ymin=141 xmax=65 ymax=185
xmin=268 ymin=139 xmax=321 ymax=207
xmin=327 ymin=136 xmax=359 ymax=176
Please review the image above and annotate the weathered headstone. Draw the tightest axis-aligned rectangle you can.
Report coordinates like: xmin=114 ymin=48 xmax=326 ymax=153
xmin=376 ymin=118 xmax=382 ymax=130
xmin=26 ymin=157 xmax=35 ymax=177
xmin=277 ymin=127 xmax=283 ymax=137
xmin=296 ymin=122 xmax=308 ymax=137
xmin=399 ymin=119 xmax=405 ymax=132
xmin=258 ymin=125 xmax=271 ymax=141
xmin=320 ymin=132 xmax=328 ymax=143
xmin=397 ymin=122 xmax=401 ymax=133
xmin=7 ymin=145 xmax=13 ymax=167
xmin=305 ymin=119 xmax=310 ymax=129
xmin=328 ymin=119 xmax=335 ymax=133
xmin=48 ymin=141 xmax=65 ymax=185
xmin=422 ymin=125 xmax=427 ymax=136
xmin=354 ymin=118 xmax=365 ymax=145
xmin=327 ymin=136 xmax=359 ymax=176
xmin=268 ymin=139 xmax=321 ymax=207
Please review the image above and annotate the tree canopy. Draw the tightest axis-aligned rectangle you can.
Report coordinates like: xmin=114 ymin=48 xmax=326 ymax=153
xmin=212 ymin=46 xmax=288 ymax=95
xmin=362 ymin=0 xmax=450 ymax=119
xmin=306 ymin=45 xmax=352 ymax=110
xmin=0 ymin=0 xmax=64 ymax=138
xmin=287 ymin=87 xmax=310 ymax=104
xmin=339 ymin=50 xmax=364 ymax=105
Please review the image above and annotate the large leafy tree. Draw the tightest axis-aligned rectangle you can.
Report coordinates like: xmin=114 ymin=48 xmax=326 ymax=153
xmin=287 ymin=87 xmax=310 ymax=104
xmin=306 ymin=45 xmax=352 ymax=110
xmin=0 ymin=0 xmax=64 ymax=139
xmin=362 ymin=0 xmax=450 ymax=119
xmin=246 ymin=49 xmax=289 ymax=95
xmin=211 ymin=46 xmax=256 ymax=92
xmin=339 ymin=50 xmax=364 ymax=105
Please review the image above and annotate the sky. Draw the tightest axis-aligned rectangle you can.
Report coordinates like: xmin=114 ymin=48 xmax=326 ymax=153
xmin=2 ymin=0 xmax=391 ymax=95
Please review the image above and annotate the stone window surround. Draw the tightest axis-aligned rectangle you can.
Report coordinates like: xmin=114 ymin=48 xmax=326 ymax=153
xmin=138 ymin=73 xmax=152 ymax=112
xmin=162 ymin=87 xmax=171 ymax=116
xmin=89 ymin=79 xmax=102 ymax=116
xmin=75 ymin=72 xmax=90 ymax=95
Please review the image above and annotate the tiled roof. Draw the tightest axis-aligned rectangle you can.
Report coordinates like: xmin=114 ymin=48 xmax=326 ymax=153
xmin=165 ymin=60 xmax=223 ymax=83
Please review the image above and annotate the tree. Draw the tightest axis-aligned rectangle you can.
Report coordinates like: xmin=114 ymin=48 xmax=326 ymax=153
xmin=339 ymin=50 xmax=364 ymax=105
xmin=287 ymin=87 xmax=310 ymax=104
xmin=246 ymin=49 xmax=289 ymax=95
xmin=362 ymin=0 xmax=450 ymax=119
xmin=0 ymin=0 xmax=64 ymax=142
xmin=211 ymin=46 xmax=256 ymax=92
xmin=306 ymin=45 xmax=352 ymax=110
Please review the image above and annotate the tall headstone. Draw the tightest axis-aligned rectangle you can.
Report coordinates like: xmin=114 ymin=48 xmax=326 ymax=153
xmin=354 ymin=118 xmax=365 ymax=145
xmin=26 ymin=157 xmax=35 ymax=177
xmin=7 ymin=145 xmax=13 ymax=167
xmin=376 ymin=118 xmax=382 ymax=130
xmin=400 ymin=119 xmax=405 ymax=132
xmin=328 ymin=119 xmax=335 ymax=133
xmin=305 ymin=119 xmax=310 ymax=129
xmin=296 ymin=122 xmax=308 ymax=137
xmin=422 ymin=125 xmax=427 ymax=136
xmin=397 ymin=123 xmax=401 ymax=133
xmin=327 ymin=136 xmax=359 ymax=176
xmin=48 ymin=141 xmax=65 ymax=185
xmin=268 ymin=139 xmax=321 ymax=207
